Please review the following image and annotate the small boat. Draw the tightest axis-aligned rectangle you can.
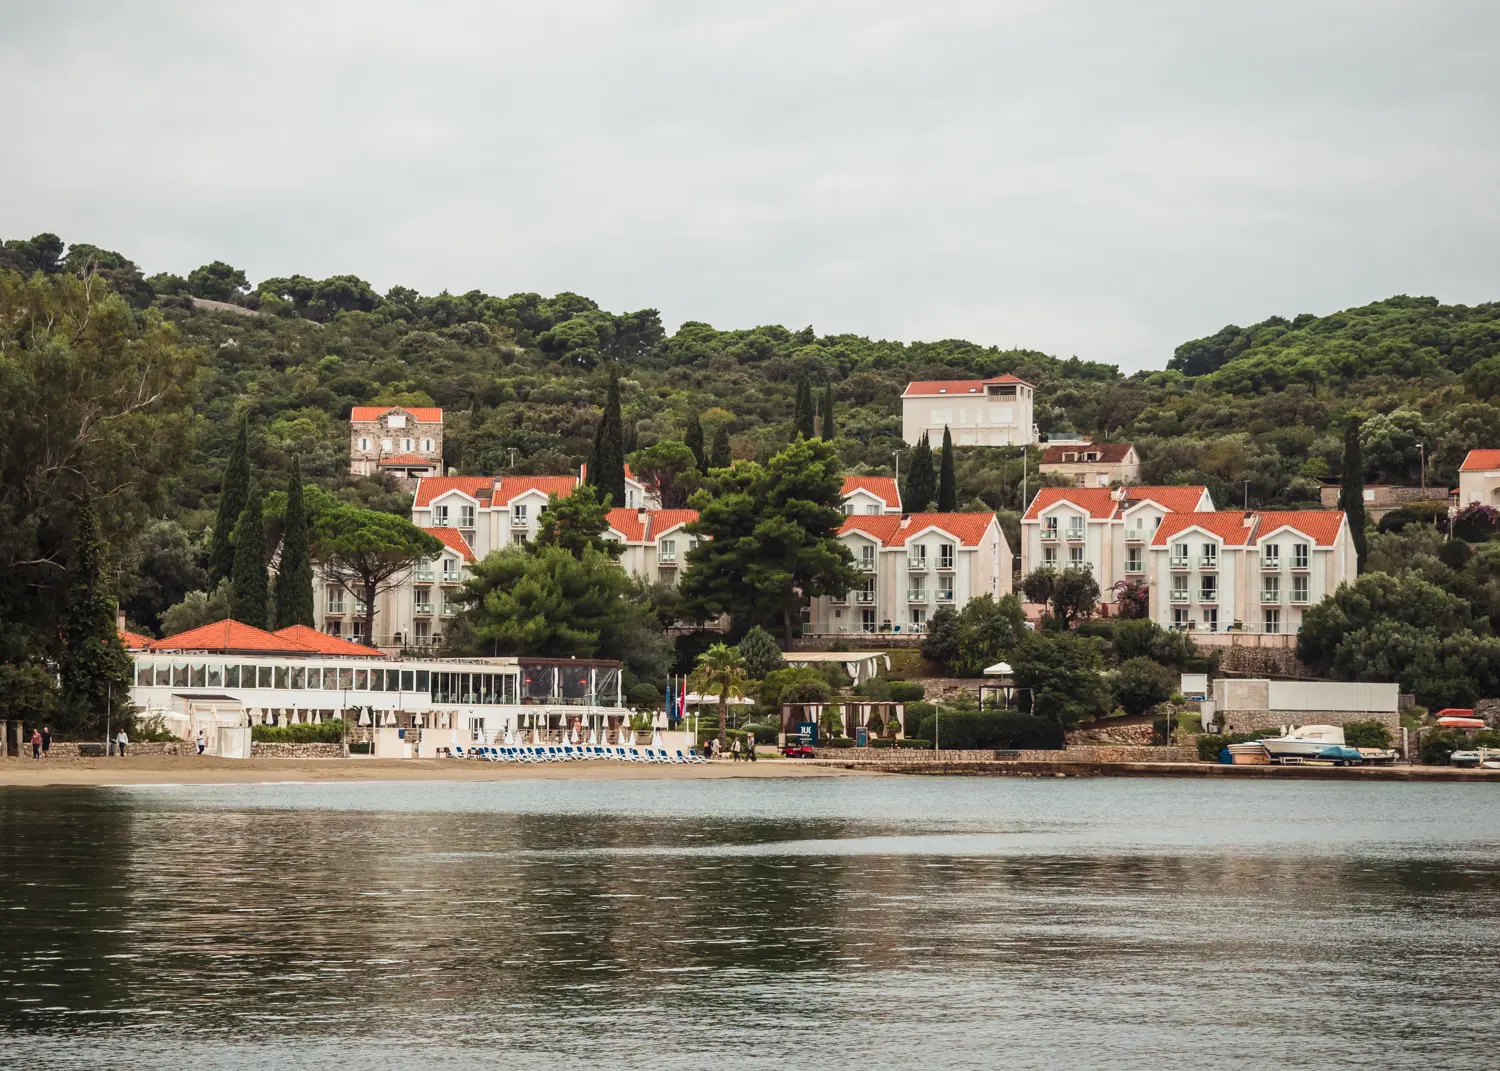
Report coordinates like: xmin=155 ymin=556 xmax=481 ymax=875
xmin=1226 ymin=742 xmax=1270 ymax=765
xmin=1435 ymin=708 xmax=1486 ymax=729
xmin=1315 ymin=745 xmax=1364 ymax=767
xmin=1258 ymin=724 xmax=1347 ymax=761
xmin=1450 ymin=750 xmax=1484 ymax=768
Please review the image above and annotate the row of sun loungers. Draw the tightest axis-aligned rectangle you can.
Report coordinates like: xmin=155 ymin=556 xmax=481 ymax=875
xmin=439 ymin=744 xmax=708 ymax=764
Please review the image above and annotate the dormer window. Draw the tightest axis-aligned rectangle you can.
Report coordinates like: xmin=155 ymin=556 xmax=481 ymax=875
xmin=1085 ymin=452 xmax=1100 ymax=462
xmin=1062 ymin=452 xmax=1078 ymax=463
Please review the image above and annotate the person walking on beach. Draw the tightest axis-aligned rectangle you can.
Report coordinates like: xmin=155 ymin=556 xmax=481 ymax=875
xmin=196 ymin=728 xmax=206 ymax=755
xmin=30 ymin=728 xmax=41 ymax=760
xmin=731 ymin=737 xmax=742 ymax=762
xmin=116 ymin=728 xmax=129 ymax=758
xmin=40 ymin=725 xmax=51 ymax=757
xmin=748 ymin=735 xmax=757 ymax=762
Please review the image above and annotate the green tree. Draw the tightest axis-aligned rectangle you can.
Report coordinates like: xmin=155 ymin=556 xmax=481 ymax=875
xmin=314 ymin=505 xmax=443 ymax=645
xmin=1297 ymin=572 xmax=1476 ymax=671
xmin=118 ymin=519 xmax=207 ymax=632
xmin=690 ymin=641 xmax=749 ymax=748
xmin=709 ymin=424 xmax=732 ymax=469
xmin=949 ymin=594 xmax=1028 ymax=676
xmin=680 ymin=437 xmax=859 ymax=643
xmin=629 ymin=439 xmax=701 ymax=509
xmin=1011 ymin=631 xmax=1110 ymax=728
xmin=684 ymin=412 xmax=707 ymax=473
xmin=230 ymin=485 xmax=268 ymax=628
xmin=58 ymin=503 xmax=131 ymax=736
xmin=921 ymin=605 xmax=961 ymax=665
xmin=209 ymin=415 xmax=251 ymax=585
xmin=160 ymin=581 xmax=233 ymax=637
xmin=938 ymin=426 xmax=956 ymax=511
xmin=737 ymin=625 xmax=786 ymax=678
xmin=586 ymin=367 xmax=625 ymax=507
xmin=1111 ymin=657 xmax=1176 ymax=717
xmin=904 ymin=432 xmax=935 ymax=512
xmin=793 ymin=377 xmax=815 ymax=440
xmin=535 ymin=484 xmax=618 ymax=558
xmin=1021 ymin=567 xmax=1100 ymax=628
xmin=1340 ymin=418 xmax=1368 ymax=573
xmin=273 ymin=457 xmax=315 ymax=628
xmin=821 ymin=382 xmax=836 ymax=441
xmin=186 ymin=261 xmax=249 ymax=302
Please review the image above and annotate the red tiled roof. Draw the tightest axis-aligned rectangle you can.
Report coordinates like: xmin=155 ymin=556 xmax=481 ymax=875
xmin=605 ymin=508 xmax=648 ymax=542
xmin=149 ymin=619 xmax=312 ymax=654
xmin=414 ymin=476 xmax=494 ymax=507
xmin=1460 ymin=449 xmax=1500 ymax=472
xmin=378 ymin=453 xmax=437 ymax=467
xmin=497 ymin=475 xmax=578 ymax=504
xmin=839 ymin=515 xmax=905 ymax=545
xmin=841 ymin=476 xmax=901 ymax=509
xmin=1120 ymin=486 xmax=1210 ymax=514
xmin=895 ymin=512 xmax=996 ymax=547
xmin=273 ymin=625 xmax=386 ymax=658
xmin=605 ymin=508 xmax=700 ymax=542
xmin=1040 ymin=443 xmax=1133 ymax=465
xmin=1254 ymin=511 xmax=1345 ymax=547
xmin=1152 ymin=512 xmax=1256 ymax=547
xmin=351 ymin=406 xmax=443 ymax=422
xmin=1023 ymin=487 xmax=1119 ymax=521
xmin=649 ymin=509 xmax=698 ymax=537
xmin=119 ymin=629 xmax=153 ymax=650
xmin=902 ymin=375 xmax=1032 ymax=397
xmin=424 ymin=527 xmax=476 ymax=562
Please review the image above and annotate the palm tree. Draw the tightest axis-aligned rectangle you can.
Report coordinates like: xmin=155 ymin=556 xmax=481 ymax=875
xmin=689 ymin=642 xmax=749 ymax=750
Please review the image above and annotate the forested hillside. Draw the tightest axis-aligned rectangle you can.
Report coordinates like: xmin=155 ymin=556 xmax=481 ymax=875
xmin=6 ymin=229 xmax=1500 ymax=640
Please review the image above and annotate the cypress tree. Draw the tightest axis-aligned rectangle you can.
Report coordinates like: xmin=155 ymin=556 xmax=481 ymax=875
xmin=208 ymin=415 xmax=250 ymax=585
xmin=622 ymin=416 xmax=639 ymax=457
xmin=1339 ymin=418 xmax=1368 ymax=573
xmin=709 ymin=424 xmax=732 ymax=470
xmin=231 ymin=485 xmax=269 ymax=628
xmin=685 ymin=412 xmax=707 ymax=473
xmin=273 ymin=457 xmax=316 ymax=628
xmin=592 ymin=367 xmax=626 ymax=508
xmin=821 ymin=382 xmax=836 ymax=441
xmin=59 ymin=503 xmax=131 ymax=736
xmin=904 ymin=433 xmax=935 ymax=513
xmin=938 ymin=426 xmax=956 ymax=511
xmin=793 ymin=378 xmax=815 ymax=440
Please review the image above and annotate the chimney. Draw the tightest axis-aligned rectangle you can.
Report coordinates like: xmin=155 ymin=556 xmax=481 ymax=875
xmin=637 ymin=507 xmax=648 ymax=524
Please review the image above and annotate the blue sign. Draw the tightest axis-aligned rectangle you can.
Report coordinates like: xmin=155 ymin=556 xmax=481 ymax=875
xmin=797 ymin=721 xmax=818 ymax=745
xmin=855 ymin=727 xmax=869 ymax=747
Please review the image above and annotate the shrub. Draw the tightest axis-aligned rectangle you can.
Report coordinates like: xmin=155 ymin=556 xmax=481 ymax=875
xmin=1421 ymin=730 xmax=1465 ymax=766
xmin=1342 ymin=720 xmax=1392 ymax=749
xmin=1112 ymin=657 xmax=1177 ymax=717
xmin=1450 ymin=503 xmax=1500 ymax=543
xmin=887 ymin=681 xmax=925 ymax=703
xmin=628 ymin=682 xmax=662 ymax=709
xmin=737 ymin=626 xmax=785 ymax=678
xmin=913 ymin=711 xmax=1063 ymax=750
xmin=740 ymin=723 xmax=778 ymax=745
xmin=896 ymin=738 xmax=933 ymax=749
xmin=903 ymin=701 xmax=936 ymax=734
xmin=786 ymin=677 xmax=833 ymax=704
xmin=757 ymin=666 xmax=831 ymax=708
xmin=824 ymin=737 xmax=855 ymax=749
xmin=252 ymin=719 xmax=346 ymax=744
xmin=1075 ymin=620 xmax=1115 ymax=640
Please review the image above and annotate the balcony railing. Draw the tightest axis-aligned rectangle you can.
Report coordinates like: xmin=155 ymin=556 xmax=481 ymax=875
xmin=1124 ymin=560 xmax=1144 ymax=574
xmin=936 ymin=589 xmax=955 ymax=603
xmin=1170 ymin=557 xmax=1190 ymax=570
xmin=1198 ymin=588 xmax=1219 ymax=604
xmin=510 ymin=517 xmax=529 ymax=528
xmin=413 ymin=604 xmax=433 ymax=616
xmin=414 ymin=569 xmax=434 ymax=582
xmin=907 ymin=589 xmax=928 ymax=603
xmin=1291 ymin=559 xmax=1310 ymax=571
xmin=857 ymin=558 xmax=876 ymax=571
xmin=1290 ymin=587 xmax=1310 ymax=604
xmin=1198 ymin=557 xmax=1219 ymax=570
xmin=1261 ymin=558 xmax=1281 ymax=570
xmin=938 ymin=557 xmax=955 ymax=571
xmin=907 ymin=557 xmax=928 ymax=571
xmin=856 ymin=591 xmax=875 ymax=604
xmin=658 ymin=557 xmax=678 ymax=566
xmin=1124 ymin=530 xmax=1147 ymax=543
xmin=325 ymin=605 xmax=345 ymax=616
xmin=1260 ymin=589 xmax=1281 ymax=603
xmin=1169 ymin=589 xmax=1190 ymax=603
xmin=1040 ymin=529 xmax=1059 ymax=542
xmin=1065 ymin=528 xmax=1085 ymax=542
xmin=830 ymin=593 xmax=847 ymax=605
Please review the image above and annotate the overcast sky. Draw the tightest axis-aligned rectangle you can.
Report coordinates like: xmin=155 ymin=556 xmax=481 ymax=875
xmin=3 ymin=1 xmax=1496 ymax=369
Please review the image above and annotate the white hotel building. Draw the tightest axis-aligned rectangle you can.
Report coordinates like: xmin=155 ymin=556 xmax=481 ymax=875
xmin=901 ymin=376 xmax=1039 ymax=447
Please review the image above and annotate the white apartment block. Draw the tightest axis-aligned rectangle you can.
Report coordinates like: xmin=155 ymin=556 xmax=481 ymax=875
xmin=1038 ymin=442 xmax=1141 ymax=487
xmin=349 ymin=406 xmax=444 ymax=479
xmin=1020 ymin=486 xmax=1215 ymax=602
xmin=604 ymin=508 xmax=701 ymax=587
xmin=840 ymin=476 xmax=902 ymax=515
xmin=1148 ymin=511 xmax=1354 ymax=635
xmin=1458 ymin=449 xmax=1500 ymax=506
xmin=808 ymin=513 xmax=1011 ymax=635
xmin=901 ymin=376 xmax=1038 ymax=447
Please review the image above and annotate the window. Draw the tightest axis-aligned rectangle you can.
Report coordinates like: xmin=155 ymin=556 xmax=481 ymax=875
xmin=421 ymin=438 xmax=433 ymax=452
xmin=660 ymin=538 xmax=677 ymax=562
xmin=351 ymin=620 xmax=363 ymax=640
xmin=1068 ymin=546 xmax=1085 ymax=567
xmin=1172 ymin=607 xmax=1189 ymax=628
xmin=859 ymin=545 xmax=875 ymax=570
xmin=1066 ymin=518 xmax=1084 ymax=540
xmin=459 ymin=504 xmax=475 ymax=529
xmin=1262 ymin=543 xmax=1281 ymax=569
xmin=842 ymin=503 xmax=853 ymax=515
xmin=327 ymin=620 xmax=341 ymax=637
xmin=938 ymin=543 xmax=954 ymax=569
xmin=1075 ymin=474 xmax=1088 ymax=487
xmin=258 ymin=666 xmax=274 ymax=688
xmin=1062 ymin=452 xmax=1079 ymax=463
xmin=1171 ymin=542 xmax=1189 ymax=567
xmin=442 ymin=559 xmax=458 ymax=582
xmin=305 ymin=667 xmax=321 ymax=689
xmin=858 ymin=579 xmax=875 ymax=603
xmin=908 ymin=578 xmax=926 ymax=601
xmin=358 ymin=437 xmax=370 ymax=451
xmin=1264 ymin=608 xmax=1281 ymax=634
xmin=1043 ymin=517 xmax=1058 ymax=539
xmin=402 ymin=438 xmax=413 ymax=452
xmin=861 ymin=608 xmax=877 ymax=633
xmin=415 ymin=621 xmax=430 ymax=643
xmin=1292 ymin=575 xmax=1310 ymax=603
xmin=865 ymin=504 xmax=881 ymax=515
xmin=442 ymin=594 xmax=457 ymax=616
xmin=937 ymin=575 xmax=955 ymax=602
xmin=1263 ymin=575 xmax=1281 ymax=601
xmin=513 ymin=504 xmax=528 ymax=524
xmin=1201 ymin=542 xmax=1218 ymax=568
xmin=908 ymin=544 xmax=927 ymax=568
xmin=909 ymin=607 xmax=927 ymax=627
xmin=1199 ymin=574 xmax=1217 ymax=602
xmin=433 ymin=504 xmax=449 ymax=527
xmin=1293 ymin=543 xmax=1309 ymax=569
xmin=1043 ymin=546 xmax=1057 ymax=567
xmin=1125 ymin=547 xmax=1143 ymax=573
xmin=1171 ymin=575 xmax=1189 ymax=602
xmin=326 ymin=585 xmax=344 ymax=614
xmin=414 ymin=588 xmax=432 ymax=613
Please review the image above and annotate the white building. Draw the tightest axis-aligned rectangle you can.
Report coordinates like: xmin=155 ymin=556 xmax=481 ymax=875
xmin=840 ymin=476 xmax=902 ymax=515
xmin=349 ymin=406 xmax=444 ymax=479
xmin=900 ymin=376 xmax=1038 ymax=447
xmin=1038 ymin=442 xmax=1141 ymax=487
xmin=604 ymin=508 xmax=700 ymax=587
xmin=1458 ymin=449 xmax=1500 ymax=506
xmin=807 ymin=512 xmax=1011 ymax=635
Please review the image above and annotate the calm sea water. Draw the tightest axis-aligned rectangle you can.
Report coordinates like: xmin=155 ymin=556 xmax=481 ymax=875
xmin=3 ymin=776 xmax=1499 ymax=1070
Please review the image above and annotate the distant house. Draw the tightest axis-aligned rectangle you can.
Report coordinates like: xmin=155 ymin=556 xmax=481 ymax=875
xmin=1458 ymin=450 xmax=1500 ymax=507
xmin=900 ymin=376 xmax=1038 ymax=447
xmin=349 ymin=406 xmax=444 ymax=479
xmin=1317 ymin=482 xmax=1439 ymax=519
xmin=604 ymin=508 xmax=701 ymax=587
xmin=1039 ymin=443 xmax=1140 ymax=487
xmin=840 ymin=476 xmax=902 ymax=516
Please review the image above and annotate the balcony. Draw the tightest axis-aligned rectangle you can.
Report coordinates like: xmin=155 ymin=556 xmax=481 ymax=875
xmin=936 ymin=589 xmax=955 ymax=603
xmin=906 ymin=557 xmax=928 ymax=572
xmin=510 ymin=517 xmax=530 ymax=529
xmin=1040 ymin=529 xmax=1059 ymax=542
xmin=830 ymin=593 xmax=848 ymax=605
xmin=855 ymin=591 xmax=875 ymax=604
xmin=414 ymin=568 xmax=434 ymax=583
xmin=1170 ymin=557 xmax=1190 ymax=571
xmin=1291 ymin=559 xmax=1310 ymax=572
xmin=1064 ymin=528 xmax=1086 ymax=542
xmin=1290 ymin=587 xmax=1310 ymax=604
xmin=440 ymin=574 xmax=461 ymax=586
xmin=325 ymin=605 xmax=345 ymax=617
xmin=1260 ymin=558 xmax=1282 ymax=571
xmin=907 ymin=589 xmax=928 ymax=603
xmin=1198 ymin=588 xmax=1219 ymax=604
xmin=1260 ymin=589 xmax=1282 ymax=603
xmin=1124 ymin=530 xmax=1148 ymax=543
xmin=1169 ymin=589 xmax=1190 ymax=603
xmin=1198 ymin=557 xmax=1219 ymax=570
xmin=413 ymin=604 xmax=433 ymax=617
xmin=1124 ymin=560 xmax=1144 ymax=574
xmin=937 ymin=557 xmax=955 ymax=572
xmin=857 ymin=558 xmax=876 ymax=571
xmin=657 ymin=557 xmax=678 ymax=568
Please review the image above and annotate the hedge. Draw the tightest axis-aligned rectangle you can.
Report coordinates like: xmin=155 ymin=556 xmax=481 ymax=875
xmin=252 ymin=720 xmax=346 ymax=744
xmin=887 ymin=681 xmax=926 ymax=703
xmin=912 ymin=711 xmax=1063 ymax=750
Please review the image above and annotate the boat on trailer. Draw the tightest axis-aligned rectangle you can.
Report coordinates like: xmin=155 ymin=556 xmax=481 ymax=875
xmin=1257 ymin=724 xmax=1348 ymax=762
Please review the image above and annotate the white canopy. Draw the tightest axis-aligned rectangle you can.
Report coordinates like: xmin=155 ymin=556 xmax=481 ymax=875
xmin=983 ymin=662 xmax=1014 ymax=676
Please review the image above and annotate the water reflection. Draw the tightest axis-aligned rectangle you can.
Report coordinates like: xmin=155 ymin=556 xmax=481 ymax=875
xmin=2 ymin=779 xmax=1499 ymax=1070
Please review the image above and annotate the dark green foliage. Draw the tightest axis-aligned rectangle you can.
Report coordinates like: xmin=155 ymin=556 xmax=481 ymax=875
xmin=1450 ymin=504 xmax=1500 ymax=543
xmin=1420 ymin=730 xmax=1469 ymax=766
xmin=1011 ymin=630 xmax=1111 ymax=727
xmin=709 ymin=424 xmax=732 ymax=469
xmin=628 ymin=681 xmax=662 ymax=708
xmin=314 ymin=505 xmax=445 ymax=644
xmin=252 ymin=719 xmax=346 ymax=744
xmin=1340 ymin=419 xmax=1368 ymax=573
xmin=1021 ymin=567 xmax=1101 ymax=628
xmin=684 ymin=411 xmax=707 ymax=473
xmin=58 ymin=504 xmax=132 ymax=736
xmin=920 ymin=606 xmax=960 ymax=664
xmin=629 ymin=439 xmax=700 ymax=509
xmin=904 ymin=432 xmax=935 ymax=512
xmin=793 ymin=377 xmax=815 ymax=440
xmin=209 ymin=415 xmax=251 ymax=585
xmin=1342 ymin=720 xmax=1393 ymax=749
xmin=1110 ymin=618 xmax=1215 ymax=672
xmin=756 ymin=666 xmax=831 ymax=708
xmin=586 ymin=368 xmax=626 ymax=507
xmin=535 ymin=484 xmax=619 ymax=558
xmin=273 ymin=457 xmax=315 ymax=628
xmin=938 ymin=426 xmax=956 ymax=511
xmin=1438 ymin=539 xmax=1474 ymax=569
xmin=230 ymin=485 xmax=268 ymax=628
xmin=821 ymin=382 xmax=836 ymax=441
xmin=887 ymin=681 xmax=926 ymax=703
xmin=119 ymin=519 xmax=207 ymax=633
xmin=1111 ymin=657 xmax=1177 ymax=717
xmin=736 ymin=626 xmax=786 ymax=678
xmin=914 ymin=711 xmax=1063 ymax=750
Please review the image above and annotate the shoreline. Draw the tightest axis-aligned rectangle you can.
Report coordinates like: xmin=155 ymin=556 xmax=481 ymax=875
xmin=809 ymin=758 xmax=1500 ymax=782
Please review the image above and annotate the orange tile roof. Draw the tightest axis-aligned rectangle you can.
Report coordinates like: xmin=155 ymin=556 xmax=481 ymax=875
xmin=1040 ymin=443 xmax=1134 ymax=465
xmin=414 ymin=476 xmax=495 ymax=507
xmin=273 ymin=625 xmax=386 ymax=658
xmin=649 ymin=509 xmax=698 ymax=536
xmin=605 ymin=507 xmax=648 ymax=542
xmin=149 ymin=619 xmax=312 ymax=654
xmin=1254 ymin=511 xmax=1345 ymax=547
xmin=606 ymin=508 xmax=699 ymax=542
xmin=1120 ymin=486 xmax=1210 ymax=514
xmin=119 ymin=629 xmax=153 ymax=650
xmin=377 ymin=453 xmax=437 ymax=467
xmin=902 ymin=375 xmax=1032 ymax=397
xmin=1460 ymin=449 xmax=1500 ymax=472
xmin=497 ymin=475 xmax=578 ymax=504
xmin=839 ymin=515 xmax=905 ymax=545
xmin=424 ymin=526 xmax=476 ymax=562
xmin=1023 ymin=487 xmax=1119 ymax=521
xmin=1152 ymin=511 xmax=1256 ymax=547
xmin=351 ymin=406 xmax=443 ymax=422
xmin=896 ymin=512 xmax=996 ymax=547
xmin=841 ymin=476 xmax=901 ymax=509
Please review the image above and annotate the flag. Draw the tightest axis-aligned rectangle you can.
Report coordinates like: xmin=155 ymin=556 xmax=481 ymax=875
xmin=665 ymin=677 xmax=675 ymax=726
xmin=677 ymin=675 xmax=688 ymax=723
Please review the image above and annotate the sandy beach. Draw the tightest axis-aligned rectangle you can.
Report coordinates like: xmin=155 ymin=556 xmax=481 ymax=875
xmin=0 ymin=755 xmax=872 ymax=788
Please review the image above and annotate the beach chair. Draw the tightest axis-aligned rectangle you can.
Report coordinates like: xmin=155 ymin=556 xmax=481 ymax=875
xmin=452 ymin=745 xmax=466 ymax=759
xmin=670 ymin=749 xmax=688 ymax=764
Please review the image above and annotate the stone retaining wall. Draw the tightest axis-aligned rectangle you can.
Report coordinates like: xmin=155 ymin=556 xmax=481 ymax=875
xmin=811 ymin=745 xmax=1197 ymax=764
xmin=249 ymin=742 xmax=346 ymax=759
xmin=1216 ymin=708 xmax=1400 ymax=735
xmin=9 ymin=741 xmax=348 ymax=760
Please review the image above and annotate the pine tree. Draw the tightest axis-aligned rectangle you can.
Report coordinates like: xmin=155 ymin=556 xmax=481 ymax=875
xmin=709 ymin=424 xmax=732 ymax=469
xmin=208 ymin=415 xmax=250 ymax=585
xmin=1339 ymin=418 xmax=1368 ymax=573
xmin=587 ymin=367 xmax=626 ymax=508
xmin=273 ymin=457 xmax=315 ymax=628
xmin=938 ymin=426 xmax=956 ymax=511
xmin=821 ymin=382 xmax=836 ymax=440
xmin=793 ymin=378 xmax=815 ymax=440
xmin=904 ymin=433 xmax=935 ymax=512
xmin=59 ymin=503 xmax=131 ymax=736
xmin=231 ymin=485 xmax=269 ymax=628
xmin=685 ymin=411 xmax=707 ymax=473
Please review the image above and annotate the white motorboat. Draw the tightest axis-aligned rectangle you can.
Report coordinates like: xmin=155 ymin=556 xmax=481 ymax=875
xmin=1257 ymin=724 xmax=1347 ymax=760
